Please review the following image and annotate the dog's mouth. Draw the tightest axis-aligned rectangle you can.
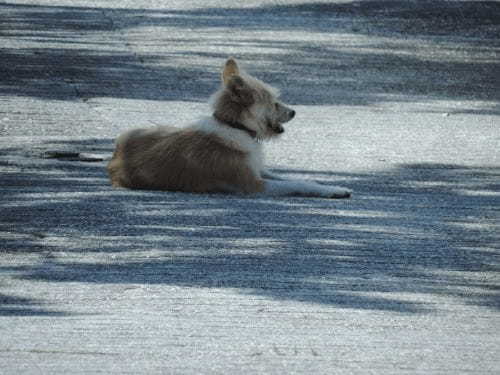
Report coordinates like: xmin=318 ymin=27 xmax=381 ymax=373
xmin=267 ymin=120 xmax=284 ymax=134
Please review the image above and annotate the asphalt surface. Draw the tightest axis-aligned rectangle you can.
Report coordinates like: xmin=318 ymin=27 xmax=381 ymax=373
xmin=1 ymin=1 xmax=500 ymax=374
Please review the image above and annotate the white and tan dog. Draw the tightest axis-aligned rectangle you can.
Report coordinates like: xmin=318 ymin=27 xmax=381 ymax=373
xmin=107 ymin=58 xmax=351 ymax=198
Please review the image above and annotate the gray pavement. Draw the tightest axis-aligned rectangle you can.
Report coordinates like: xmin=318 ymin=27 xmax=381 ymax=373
xmin=1 ymin=1 xmax=500 ymax=374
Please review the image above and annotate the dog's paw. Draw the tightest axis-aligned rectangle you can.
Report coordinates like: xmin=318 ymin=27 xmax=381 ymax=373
xmin=327 ymin=186 xmax=352 ymax=199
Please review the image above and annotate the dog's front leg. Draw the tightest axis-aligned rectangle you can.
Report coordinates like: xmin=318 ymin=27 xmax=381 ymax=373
xmin=260 ymin=169 xmax=285 ymax=181
xmin=262 ymin=179 xmax=351 ymax=199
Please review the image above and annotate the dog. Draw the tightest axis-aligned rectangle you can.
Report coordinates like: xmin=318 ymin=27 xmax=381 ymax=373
xmin=107 ymin=58 xmax=351 ymax=198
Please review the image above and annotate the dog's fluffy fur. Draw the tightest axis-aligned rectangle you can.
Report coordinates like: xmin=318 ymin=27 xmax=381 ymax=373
xmin=107 ymin=58 xmax=351 ymax=198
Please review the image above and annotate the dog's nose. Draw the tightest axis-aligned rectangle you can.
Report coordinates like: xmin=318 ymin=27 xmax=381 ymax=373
xmin=289 ymin=110 xmax=296 ymax=119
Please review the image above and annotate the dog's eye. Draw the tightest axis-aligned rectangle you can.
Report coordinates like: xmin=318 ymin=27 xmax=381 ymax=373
xmin=274 ymin=103 xmax=280 ymax=109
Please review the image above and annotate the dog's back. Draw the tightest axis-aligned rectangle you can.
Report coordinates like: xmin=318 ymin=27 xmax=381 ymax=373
xmin=107 ymin=126 xmax=264 ymax=194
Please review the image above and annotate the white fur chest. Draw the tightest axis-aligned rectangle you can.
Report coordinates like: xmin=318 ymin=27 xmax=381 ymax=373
xmin=245 ymin=140 xmax=264 ymax=178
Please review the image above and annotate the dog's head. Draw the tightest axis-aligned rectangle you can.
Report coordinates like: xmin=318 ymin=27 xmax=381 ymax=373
xmin=211 ymin=58 xmax=295 ymax=140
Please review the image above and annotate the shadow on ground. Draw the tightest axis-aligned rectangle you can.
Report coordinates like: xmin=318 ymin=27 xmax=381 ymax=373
xmin=1 ymin=1 xmax=499 ymax=107
xmin=1 ymin=1 xmax=499 ymax=315
xmin=0 ymin=293 xmax=69 ymax=317
xmin=1 ymin=139 xmax=499 ymax=315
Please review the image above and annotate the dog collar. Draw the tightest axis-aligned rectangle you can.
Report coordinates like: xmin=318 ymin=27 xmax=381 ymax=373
xmin=213 ymin=113 xmax=257 ymax=139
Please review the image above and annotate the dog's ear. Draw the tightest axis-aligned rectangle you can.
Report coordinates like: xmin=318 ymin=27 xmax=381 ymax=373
xmin=227 ymin=75 xmax=254 ymax=106
xmin=222 ymin=58 xmax=240 ymax=85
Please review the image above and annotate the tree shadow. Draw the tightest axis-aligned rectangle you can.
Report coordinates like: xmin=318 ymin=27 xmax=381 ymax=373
xmin=267 ymin=1 xmax=500 ymax=38
xmin=1 ymin=139 xmax=499 ymax=315
xmin=1 ymin=1 xmax=499 ymax=108
xmin=0 ymin=293 xmax=69 ymax=316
